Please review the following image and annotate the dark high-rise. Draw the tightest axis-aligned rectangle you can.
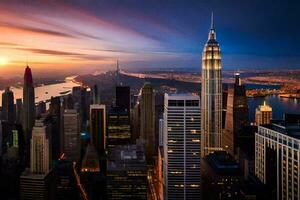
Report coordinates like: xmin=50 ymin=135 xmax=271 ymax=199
xmin=140 ymin=82 xmax=155 ymax=164
xmin=116 ymin=86 xmax=130 ymax=112
xmin=49 ymin=96 xmax=62 ymax=160
xmin=90 ymin=104 xmax=106 ymax=154
xmin=22 ymin=66 xmax=35 ymax=165
xmin=222 ymin=73 xmax=248 ymax=156
xmin=1 ymin=87 xmax=14 ymax=124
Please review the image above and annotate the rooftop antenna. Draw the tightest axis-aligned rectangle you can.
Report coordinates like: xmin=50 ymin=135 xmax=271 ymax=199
xmin=211 ymin=11 xmax=214 ymax=30
xmin=116 ymin=59 xmax=120 ymax=86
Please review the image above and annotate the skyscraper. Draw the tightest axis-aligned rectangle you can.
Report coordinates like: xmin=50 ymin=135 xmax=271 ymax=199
xmin=20 ymin=119 xmax=55 ymax=200
xmin=163 ymin=94 xmax=201 ymax=199
xmin=1 ymin=87 xmax=14 ymax=124
xmin=255 ymin=101 xmax=272 ymax=125
xmin=30 ymin=120 xmax=51 ymax=174
xmin=201 ymin=13 xmax=223 ymax=157
xmin=22 ymin=66 xmax=35 ymax=165
xmin=90 ymin=104 xmax=106 ymax=153
xmin=140 ymin=82 xmax=155 ymax=164
xmin=222 ymin=73 xmax=248 ymax=156
xmin=63 ymin=109 xmax=81 ymax=162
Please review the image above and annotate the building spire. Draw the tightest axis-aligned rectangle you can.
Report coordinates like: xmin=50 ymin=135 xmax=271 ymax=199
xmin=211 ymin=11 xmax=214 ymax=30
xmin=116 ymin=59 xmax=120 ymax=86
xmin=208 ymin=12 xmax=216 ymax=40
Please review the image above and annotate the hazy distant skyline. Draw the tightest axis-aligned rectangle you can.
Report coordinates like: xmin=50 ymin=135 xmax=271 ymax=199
xmin=0 ymin=0 xmax=300 ymax=77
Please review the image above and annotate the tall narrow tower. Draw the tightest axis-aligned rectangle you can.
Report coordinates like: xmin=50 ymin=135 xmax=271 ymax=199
xmin=22 ymin=65 xmax=35 ymax=164
xmin=201 ymin=13 xmax=223 ymax=157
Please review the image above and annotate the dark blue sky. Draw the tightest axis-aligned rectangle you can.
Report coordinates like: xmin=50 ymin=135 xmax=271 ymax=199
xmin=0 ymin=0 xmax=299 ymax=75
xmin=78 ymin=0 xmax=300 ymax=70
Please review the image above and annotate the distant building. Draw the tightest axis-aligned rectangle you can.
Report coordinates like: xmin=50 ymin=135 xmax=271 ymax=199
xmin=140 ymin=82 xmax=155 ymax=163
xmin=72 ymin=86 xmax=88 ymax=124
xmin=36 ymin=101 xmax=46 ymax=118
xmin=1 ymin=87 xmax=14 ymax=124
xmin=91 ymin=84 xmax=101 ymax=104
xmin=223 ymin=73 xmax=248 ymax=156
xmin=255 ymin=101 xmax=272 ymax=125
xmin=255 ymin=114 xmax=300 ymax=200
xmin=201 ymin=13 xmax=223 ymax=157
xmin=107 ymin=106 xmax=131 ymax=147
xmin=201 ymin=151 xmax=243 ymax=200
xmin=63 ymin=109 xmax=81 ymax=162
xmin=107 ymin=144 xmax=148 ymax=200
xmin=90 ymin=104 xmax=106 ymax=153
xmin=163 ymin=94 xmax=201 ymax=200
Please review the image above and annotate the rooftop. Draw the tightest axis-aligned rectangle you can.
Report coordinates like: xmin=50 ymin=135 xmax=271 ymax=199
xmin=260 ymin=114 xmax=300 ymax=139
xmin=107 ymin=145 xmax=147 ymax=171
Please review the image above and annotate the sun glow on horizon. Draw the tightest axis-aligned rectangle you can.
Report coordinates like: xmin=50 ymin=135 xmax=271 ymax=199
xmin=0 ymin=57 xmax=8 ymax=66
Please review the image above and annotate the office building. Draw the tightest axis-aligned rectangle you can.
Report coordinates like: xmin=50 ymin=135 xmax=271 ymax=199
xmin=36 ymin=101 xmax=46 ymax=118
xmin=223 ymin=73 xmax=248 ymax=156
xmin=255 ymin=101 xmax=272 ymax=125
xmin=1 ymin=87 xmax=14 ymax=124
xmin=107 ymin=106 xmax=131 ymax=147
xmin=140 ymin=82 xmax=155 ymax=163
xmin=255 ymin=114 xmax=300 ymax=200
xmin=90 ymin=104 xmax=106 ymax=153
xmin=163 ymin=94 xmax=201 ymax=200
xmin=201 ymin=13 xmax=223 ymax=157
xmin=107 ymin=145 xmax=148 ymax=200
xmin=63 ymin=109 xmax=81 ymax=161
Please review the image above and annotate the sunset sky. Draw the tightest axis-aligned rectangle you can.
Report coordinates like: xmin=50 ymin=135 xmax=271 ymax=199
xmin=0 ymin=0 xmax=299 ymax=77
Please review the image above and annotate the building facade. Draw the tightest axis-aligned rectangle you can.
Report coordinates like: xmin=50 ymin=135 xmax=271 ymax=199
xmin=107 ymin=106 xmax=131 ymax=147
xmin=201 ymin=14 xmax=223 ymax=157
xmin=140 ymin=82 xmax=156 ymax=163
xmin=222 ymin=73 xmax=248 ymax=156
xmin=163 ymin=94 xmax=201 ymax=200
xmin=63 ymin=109 xmax=81 ymax=161
xmin=90 ymin=104 xmax=106 ymax=153
xmin=255 ymin=116 xmax=300 ymax=200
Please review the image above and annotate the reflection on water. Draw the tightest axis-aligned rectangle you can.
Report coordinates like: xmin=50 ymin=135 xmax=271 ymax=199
xmin=248 ymin=95 xmax=300 ymax=122
xmin=0 ymin=78 xmax=80 ymax=105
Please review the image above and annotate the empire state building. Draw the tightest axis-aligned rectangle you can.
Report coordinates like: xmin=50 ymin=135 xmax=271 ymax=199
xmin=201 ymin=13 xmax=223 ymax=157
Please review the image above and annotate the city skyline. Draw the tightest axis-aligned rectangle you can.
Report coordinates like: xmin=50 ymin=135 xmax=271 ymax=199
xmin=0 ymin=0 xmax=300 ymax=77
